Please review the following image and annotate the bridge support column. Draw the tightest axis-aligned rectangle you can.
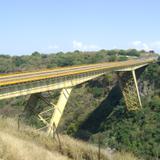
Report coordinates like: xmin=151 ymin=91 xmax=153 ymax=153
xmin=117 ymin=69 xmax=142 ymax=111
xmin=47 ymin=88 xmax=72 ymax=135
xmin=37 ymin=88 xmax=72 ymax=135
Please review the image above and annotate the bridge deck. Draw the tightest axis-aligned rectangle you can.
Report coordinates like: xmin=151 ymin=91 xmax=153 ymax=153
xmin=0 ymin=58 xmax=155 ymax=87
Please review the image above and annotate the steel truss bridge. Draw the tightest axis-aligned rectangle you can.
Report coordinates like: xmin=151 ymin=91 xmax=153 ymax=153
xmin=0 ymin=58 xmax=157 ymax=135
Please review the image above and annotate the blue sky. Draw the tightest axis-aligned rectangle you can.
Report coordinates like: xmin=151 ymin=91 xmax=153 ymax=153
xmin=0 ymin=0 xmax=160 ymax=55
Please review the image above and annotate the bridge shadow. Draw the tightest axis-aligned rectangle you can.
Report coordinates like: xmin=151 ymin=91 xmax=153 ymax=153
xmin=75 ymin=83 xmax=123 ymax=140
xmin=75 ymin=66 xmax=147 ymax=140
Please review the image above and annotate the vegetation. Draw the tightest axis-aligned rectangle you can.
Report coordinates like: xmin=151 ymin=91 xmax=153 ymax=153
xmin=0 ymin=49 xmax=159 ymax=160
xmin=64 ymin=63 xmax=160 ymax=160
xmin=0 ymin=117 xmax=140 ymax=160
xmin=0 ymin=49 xmax=149 ymax=73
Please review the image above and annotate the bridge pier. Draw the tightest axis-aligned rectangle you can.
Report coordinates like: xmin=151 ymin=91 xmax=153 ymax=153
xmin=117 ymin=70 xmax=142 ymax=110
xmin=46 ymin=88 xmax=72 ymax=135
xmin=116 ymin=64 xmax=147 ymax=111
xmin=24 ymin=88 xmax=72 ymax=135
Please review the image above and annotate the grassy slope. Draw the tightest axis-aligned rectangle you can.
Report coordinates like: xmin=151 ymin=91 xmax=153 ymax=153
xmin=0 ymin=117 xmax=140 ymax=160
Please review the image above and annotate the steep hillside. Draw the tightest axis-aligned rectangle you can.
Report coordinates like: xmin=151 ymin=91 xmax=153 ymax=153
xmin=59 ymin=63 xmax=160 ymax=160
xmin=0 ymin=117 xmax=140 ymax=160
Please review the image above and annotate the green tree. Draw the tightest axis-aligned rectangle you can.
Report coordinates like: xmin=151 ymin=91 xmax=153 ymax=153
xmin=127 ymin=49 xmax=140 ymax=57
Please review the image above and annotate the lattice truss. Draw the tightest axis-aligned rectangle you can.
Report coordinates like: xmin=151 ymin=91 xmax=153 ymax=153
xmin=38 ymin=88 xmax=72 ymax=135
xmin=37 ymin=94 xmax=56 ymax=132
xmin=24 ymin=88 xmax=72 ymax=135
xmin=117 ymin=71 xmax=141 ymax=111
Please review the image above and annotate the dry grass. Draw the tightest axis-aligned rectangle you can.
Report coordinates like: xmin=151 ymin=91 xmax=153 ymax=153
xmin=112 ymin=152 xmax=140 ymax=160
xmin=0 ymin=117 xmax=141 ymax=160
xmin=0 ymin=132 xmax=68 ymax=160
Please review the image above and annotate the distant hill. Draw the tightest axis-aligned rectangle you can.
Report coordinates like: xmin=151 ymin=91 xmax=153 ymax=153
xmin=0 ymin=49 xmax=156 ymax=73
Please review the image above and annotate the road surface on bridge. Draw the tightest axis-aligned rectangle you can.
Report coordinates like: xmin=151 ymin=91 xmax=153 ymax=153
xmin=0 ymin=58 xmax=155 ymax=87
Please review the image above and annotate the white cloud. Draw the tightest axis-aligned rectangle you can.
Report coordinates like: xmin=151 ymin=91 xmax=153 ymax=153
xmin=72 ymin=40 xmax=99 ymax=51
xmin=131 ymin=41 xmax=152 ymax=51
xmin=151 ymin=41 xmax=160 ymax=49
xmin=132 ymin=41 xmax=142 ymax=46
xmin=48 ymin=44 xmax=59 ymax=50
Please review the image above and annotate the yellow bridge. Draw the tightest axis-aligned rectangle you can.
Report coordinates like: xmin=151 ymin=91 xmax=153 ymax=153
xmin=0 ymin=57 xmax=157 ymax=135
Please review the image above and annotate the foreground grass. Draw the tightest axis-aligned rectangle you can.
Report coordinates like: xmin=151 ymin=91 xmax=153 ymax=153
xmin=0 ymin=117 xmax=141 ymax=160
